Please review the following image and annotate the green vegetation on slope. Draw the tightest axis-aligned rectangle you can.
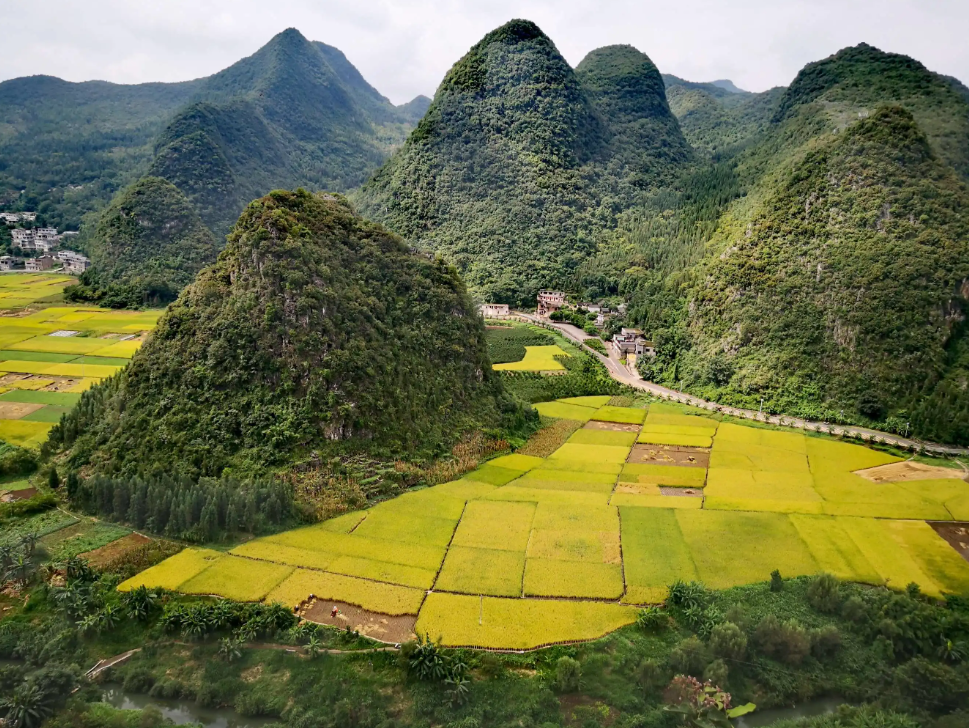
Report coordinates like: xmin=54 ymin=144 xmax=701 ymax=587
xmin=51 ymin=190 xmax=525 ymax=478
xmin=0 ymin=75 xmax=202 ymax=230
xmin=148 ymin=28 xmax=421 ymax=236
xmin=355 ymin=20 xmax=692 ymax=306
xmin=64 ymin=177 xmax=218 ymax=308
xmin=601 ymin=44 xmax=969 ymax=445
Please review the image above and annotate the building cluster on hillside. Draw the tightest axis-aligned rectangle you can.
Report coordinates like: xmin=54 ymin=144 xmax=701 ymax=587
xmin=0 ymin=212 xmax=37 ymax=224
xmin=11 ymin=227 xmax=60 ymax=252
xmin=1 ymin=212 xmax=89 ymax=274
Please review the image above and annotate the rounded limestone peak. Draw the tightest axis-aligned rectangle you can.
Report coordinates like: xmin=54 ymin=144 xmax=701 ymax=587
xmin=55 ymin=189 xmax=521 ymax=478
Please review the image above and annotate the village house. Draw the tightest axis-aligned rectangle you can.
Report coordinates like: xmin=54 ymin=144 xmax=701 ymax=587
xmin=537 ymin=290 xmax=566 ymax=317
xmin=0 ymin=256 xmax=18 ymax=271
xmin=25 ymin=255 xmax=54 ymax=272
xmin=55 ymin=250 xmax=91 ymax=274
xmin=479 ymin=302 xmax=510 ymax=318
xmin=613 ymin=327 xmax=656 ymax=357
xmin=579 ymin=302 xmax=602 ymax=314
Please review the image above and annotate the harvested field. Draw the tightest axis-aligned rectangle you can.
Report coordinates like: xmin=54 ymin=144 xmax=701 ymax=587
xmin=583 ymin=420 xmax=641 ymax=433
xmin=303 ymin=599 xmax=417 ymax=643
xmin=80 ymin=533 xmax=151 ymax=568
xmin=0 ymin=401 xmax=43 ymax=419
xmin=856 ymin=460 xmax=967 ymax=483
xmin=627 ymin=444 xmax=710 ymax=467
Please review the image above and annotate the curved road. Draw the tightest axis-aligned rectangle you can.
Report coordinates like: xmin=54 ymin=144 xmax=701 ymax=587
xmin=514 ymin=312 xmax=969 ymax=459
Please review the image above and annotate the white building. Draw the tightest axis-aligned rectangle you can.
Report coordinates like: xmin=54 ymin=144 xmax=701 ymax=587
xmin=0 ymin=256 xmax=18 ymax=271
xmin=479 ymin=303 xmax=510 ymax=318
xmin=54 ymin=250 xmax=90 ymax=274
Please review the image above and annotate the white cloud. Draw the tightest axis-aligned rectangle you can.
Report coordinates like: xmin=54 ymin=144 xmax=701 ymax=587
xmin=5 ymin=0 xmax=967 ymax=103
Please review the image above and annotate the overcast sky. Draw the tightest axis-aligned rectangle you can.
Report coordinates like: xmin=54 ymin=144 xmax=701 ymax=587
xmin=4 ymin=0 xmax=967 ymax=104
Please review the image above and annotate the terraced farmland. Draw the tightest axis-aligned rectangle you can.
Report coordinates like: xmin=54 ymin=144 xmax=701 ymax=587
xmin=121 ymin=396 xmax=969 ymax=649
xmin=0 ymin=278 xmax=160 ymax=445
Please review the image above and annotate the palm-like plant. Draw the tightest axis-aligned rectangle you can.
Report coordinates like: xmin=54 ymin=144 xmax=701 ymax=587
xmin=210 ymin=600 xmax=235 ymax=630
xmin=4 ymin=551 xmax=32 ymax=586
xmin=0 ymin=683 xmax=54 ymax=728
xmin=122 ymin=585 xmax=159 ymax=621
xmin=98 ymin=604 xmax=121 ymax=631
xmin=18 ymin=533 xmax=37 ymax=557
xmin=305 ymin=634 xmax=323 ymax=659
xmin=218 ymin=636 xmax=243 ymax=663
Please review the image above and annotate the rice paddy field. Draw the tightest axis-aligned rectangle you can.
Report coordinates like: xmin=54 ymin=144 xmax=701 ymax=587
xmin=120 ymin=396 xmax=969 ymax=650
xmin=0 ymin=276 xmax=160 ymax=446
xmin=492 ymin=344 xmax=569 ymax=371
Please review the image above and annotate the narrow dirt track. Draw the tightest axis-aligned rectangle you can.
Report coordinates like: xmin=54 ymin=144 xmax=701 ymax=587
xmin=514 ymin=312 xmax=969 ymax=458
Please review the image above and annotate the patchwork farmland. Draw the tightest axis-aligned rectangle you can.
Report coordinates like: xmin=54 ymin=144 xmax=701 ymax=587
xmin=122 ymin=396 xmax=969 ymax=650
xmin=0 ymin=274 xmax=160 ymax=446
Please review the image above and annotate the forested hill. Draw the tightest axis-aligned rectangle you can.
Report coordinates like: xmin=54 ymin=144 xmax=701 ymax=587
xmin=65 ymin=177 xmax=218 ymax=308
xmin=52 ymin=190 xmax=520 ymax=478
xmin=354 ymin=20 xmax=692 ymax=306
xmin=614 ymin=43 xmax=969 ymax=445
xmin=0 ymin=75 xmax=202 ymax=230
xmin=147 ymin=28 xmax=424 ymax=236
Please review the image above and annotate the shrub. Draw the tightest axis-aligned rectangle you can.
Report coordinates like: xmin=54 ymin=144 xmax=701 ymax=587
xmin=752 ymin=615 xmax=811 ymax=665
xmin=841 ymin=596 xmax=868 ymax=624
xmin=669 ymin=636 xmax=709 ymax=677
xmin=807 ymin=573 xmax=842 ymax=613
xmin=122 ymin=667 xmax=155 ymax=693
xmin=810 ymin=626 xmax=842 ymax=661
xmin=554 ymin=656 xmax=582 ymax=693
xmin=770 ymin=569 xmax=784 ymax=592
xmin=667 ymin=580 xmax=711 ymax=612
xmin=635 ymin=658 xmax=666 ymax=693
xmin=702 ymin=658 xmax=729 ymax=687
xmin=708 ymin=621 xmax=747 ymax=662
xmin=893 ymin=657 xmax=969 ymax=711
xmin=637 ymin=606 xmax=670 ymax=633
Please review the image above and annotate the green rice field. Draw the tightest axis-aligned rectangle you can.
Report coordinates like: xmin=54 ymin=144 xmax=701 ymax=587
xmin=0 ymin=280 xmax=160 ymax=446
xmin=120 ymin=397 xmax=969 ymax=649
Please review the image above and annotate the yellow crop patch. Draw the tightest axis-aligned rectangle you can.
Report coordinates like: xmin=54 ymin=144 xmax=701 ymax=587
xmin=118 ymin=548 xmax=224 ymax=592
xmin=592 ymin=406 xmax=647 ymax=424
xmin=526 ymin=529 xmax=619 ymax=563
xmin=488 ymin=453 xmax=546 ymax=472
xmin=677 ymin=510 xmax=819 ymax=589
xmin=559 ymin=395 xmax=612 ymax=408
xmin=435 ymin=546 xmax=524 ymax=597
xmin=265 ymin=569 xmax=425 ymax=615
xmin=179 ymin=556 xmax=293 ymax=601
xmin=484 ymin=486 xmax=612 ymax=508
xmin=326 ymin=555 xmax=437 ymax=589
xmin=568 ymin=429 xmax=638 ymax=447
xmin=523 ymin=559 xmax=624 ymax=599
xmin=611 ymin=493 xmax=703 ymax=509
xmin=789 ymin=515 xmax=881 ymax=583
xmin=548 ymin=443 xmax=631 ymax=463
xmin=638 ymin=432 xmax=713 ymax=448
xmin=0 ymin=419 xmax=54 ymax=447
xmin=415 ymin=593 xmax=636 ymax=649
xmin=493 ymin=345 xmax=568 ymax=371
xmin=351 ymin=511 xmax=458 ymax=547
xmin=532 ymin=502 xmax=619 ymax=532
xmin=42 ymin=362 xmax=123 ymax=378
xmin=90 ymin=340 xmax=143 ymax=358
xmin=620 ymin=507 xmax=698 ymax=603
xmin=451 ymin=500 xmax=536 ymax=551
xmin=840 ymin=518 xmax=940 ymax=595
xmin=230 ymin=541 xmax=334 ymax=571
xmin=533 ymin=401 xmax=598 ymax=422
xmin=9 ymin=336 xmax=108 ymax=355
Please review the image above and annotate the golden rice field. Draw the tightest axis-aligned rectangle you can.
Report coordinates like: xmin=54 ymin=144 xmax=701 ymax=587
xmin=492 ymin=345 xmax=568 ymax=371
xmin=0 ymin=275 xmax=160 ymax=446
xmin=121 ymin=396 xmax=969 ymax=649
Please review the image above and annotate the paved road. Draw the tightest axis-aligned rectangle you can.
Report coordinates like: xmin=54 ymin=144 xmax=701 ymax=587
xmin=515 ymin=312 xmax=969 ymax=458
